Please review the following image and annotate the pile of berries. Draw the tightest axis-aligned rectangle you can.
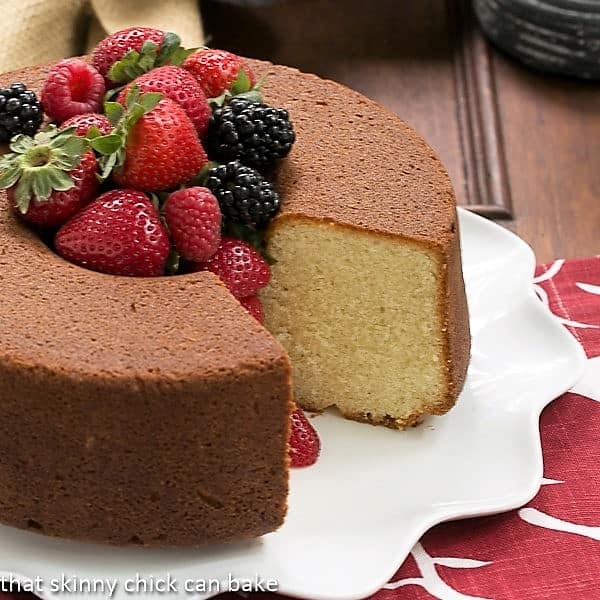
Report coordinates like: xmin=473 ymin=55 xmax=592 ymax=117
xmin=0 ymin=27 xmax=296 ymax=312
xmin=0 ymin=27 xmax=318 ymax=467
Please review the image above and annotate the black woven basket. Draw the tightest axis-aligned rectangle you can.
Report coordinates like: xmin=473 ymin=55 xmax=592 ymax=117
xmin=474 ymin=0 xmax=600 ymax=79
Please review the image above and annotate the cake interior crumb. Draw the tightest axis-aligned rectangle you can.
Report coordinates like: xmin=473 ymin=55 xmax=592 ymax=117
xmin=260 ymin=218 xmax=445 ymax=427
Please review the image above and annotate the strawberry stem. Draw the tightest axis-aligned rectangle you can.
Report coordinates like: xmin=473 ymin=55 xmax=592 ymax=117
xmin=0 ymin=125 xmax=88 ymax=213
xmin=208 ymin=76 xmax=266 ymax=109
xmin=92 ymin=86 xmax=164 ymax=181
xmin=107 ymin=32 xmax=196 ymax=85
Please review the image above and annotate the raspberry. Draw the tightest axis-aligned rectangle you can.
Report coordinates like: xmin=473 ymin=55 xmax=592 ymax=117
xmin=194 ymin=237 xmax=270 ymax=298
xmin=41 ymin=59 xmax=105 ymax=123
xmin=207 ymin=98 xmax=295 ymax=168
xmin=164 ymin=187 xmax=222 ymax=262
xmin=289 ymin=408 xmax=320 ymax=467
xmin=183 ymin=49 xmax=256 ymax=98
xmin=206 ymin=161 xmax=280 ymax=227
xmin=0 ymin=82 xmax=43 ymax=142
xmin=239 ymin=295 xmax=264 ymax=324
xmin=61 ymin=113 xmax=112 ymax=136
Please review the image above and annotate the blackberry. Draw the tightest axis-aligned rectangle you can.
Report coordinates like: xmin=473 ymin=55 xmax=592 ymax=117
xmin=0 ymin=82 xmax=43 ymax=142
xmin=207 ymin=98 xmax=295 ymax=169
xmin=206 ymin=161 xmax=280 ymax=227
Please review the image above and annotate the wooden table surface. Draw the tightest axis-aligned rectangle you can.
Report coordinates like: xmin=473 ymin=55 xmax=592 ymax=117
xmin=203 ymin=0 xmax=599 ymax=263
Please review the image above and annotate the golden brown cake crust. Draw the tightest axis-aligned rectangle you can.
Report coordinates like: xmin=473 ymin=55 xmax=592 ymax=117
xmin=254 ymin=61 xmax=457 ymax=244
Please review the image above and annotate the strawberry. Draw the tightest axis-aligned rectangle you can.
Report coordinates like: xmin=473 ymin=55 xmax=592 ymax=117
xmin=55 ymin=189 xmax=170 ymax=277
xmin=41 ymin=59 xmax=105 ymax=122
xmin=114 ymin=97 xmax=206 ymax=190
xmin=183 ymin=49 xmax=256 ymax=98
xmin=95 ymin=89 xmax=207 ymax=191
xmin=92 ymin=27 xmax=164 ymax=78
xmin=193 ymin=237 xmax=270 ymax=298
xmin=0 ymin=126 xmax=97 ymax=228
xmin=10 ymin=151 xmax=98 ymax=228
xmin=239 ymin=295 xmax=264 ymax=324
xmin=61 ymin=113 xmax=112 ymax=137
xmin=118 ymin=66 xmax=211 ymax=137
xmin=92 ymin=27 xmax=193 ymax=86
xmin=164 ymin=187 xmax=221 ymax=262
xmin=289 ymin=408 xmax=320 ymax=467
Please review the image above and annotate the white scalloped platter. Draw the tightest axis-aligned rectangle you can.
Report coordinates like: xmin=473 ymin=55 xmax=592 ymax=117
xmin=0 ymin=208 xmax=586 ymax=600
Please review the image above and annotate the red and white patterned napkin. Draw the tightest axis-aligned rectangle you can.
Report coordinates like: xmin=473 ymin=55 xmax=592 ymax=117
xmin=368 ymin=256 xmax=600 ymax=600
xmin=2 ymin=256 xmax=599 ymax=600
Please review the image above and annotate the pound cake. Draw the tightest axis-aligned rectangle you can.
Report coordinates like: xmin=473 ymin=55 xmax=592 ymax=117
xmin=0 ymin=30 xmax=469 ymax=547
xmin=260 ymin=67 xmax=469 ymax=428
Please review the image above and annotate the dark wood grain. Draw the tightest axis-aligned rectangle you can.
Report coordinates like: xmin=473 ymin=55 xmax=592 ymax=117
xmin=491 ymin=50 xmax=600 ymax=261
xmin=452 ymin=0 xmax=513 ymax=218
xmin=203 ymin=0 xmax=600 ymax=262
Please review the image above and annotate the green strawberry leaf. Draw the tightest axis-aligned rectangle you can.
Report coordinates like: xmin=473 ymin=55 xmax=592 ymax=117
xmin=231 ymin=69 xmax=251 ymax=95
xmin=46 ymin=168 xmax=75 ymax=191
xmin=141 ymin=40 xmax=158 ymax=53
xmin=138 ymin=92 xmax=163 ymax=113
xmin=107 ymin=49 xmax=144 ymax=84
xmin=125 ymin=103 xmax=146 ymax=128
xmin=103 ymin=85 xmax=124 ymax=104
xmin=32 ymin=127 xmax=55 ymax=146
xmin=185 ymin=161 xmax=219 ymax=187
xmin=234 ymin=90 xmax=263 ymax=103
xmin=9 ymin=134 xmax=36 ymax=154
xmin=90 ymin=134 xmax=122 ymax=155
xmin=15 ymin=172 xmax=34 ymax=213
xmin=125 ymin=85 xmax=141 ymax=108
xmin=153 ymin=191 xmax=170 ymax=211
xmin=50 ymin=134 xmax=88 ymax=157
xmin=253 ymin=75 xmax=266 ymax=91
xmin=233 ymin=75 xmax=265 ymax=103
xmin=263 ymin=251 xmax=278 ymax=266
xmin=0 ymin=164 xmax=21 ymax=189
xmin=156 ymin=32 xmax=181 ymax=64
xmin=207 ymin=90 xmax=232 ymax=109
xmin=98 ymin=152 xmax=118 ymax=181
xmin=85 ymin=125 xmax=103 ymax=140
xmin=32 ymin=171 xmax=52 ymax=201
xmin=104 ymin=101 xmax=125 ymax=126
xmin=209 ymin=75 xmax=266 ymax=108
xmin=138 ymin=42 xmax=159 ymax=72
xmin=107 ymin=50 xmax=136 ymax=83
xmin=168 ymin=46 xmax=196 ymax=66
xmin=52 ymin=125 xmax=77 ymax=137
xmin=52 ymin=151 xmax=81 ymax=171
xmin=155 ymin=32 xmax=196 ymax=67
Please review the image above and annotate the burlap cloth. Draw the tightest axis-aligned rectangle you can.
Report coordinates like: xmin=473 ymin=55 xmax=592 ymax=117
xmin=0 ymin=0 xmax=205 ymax=74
